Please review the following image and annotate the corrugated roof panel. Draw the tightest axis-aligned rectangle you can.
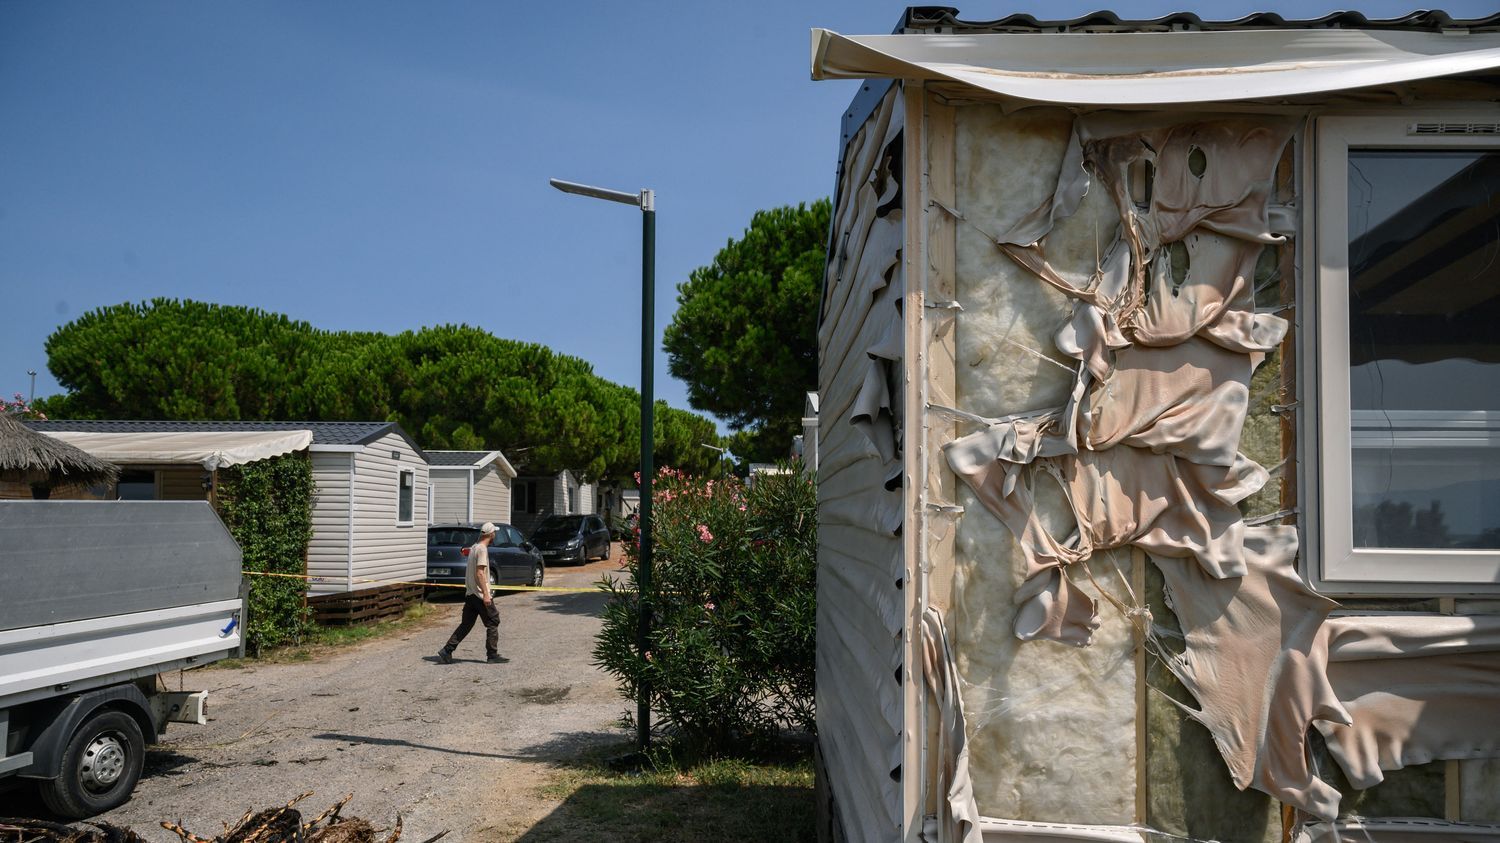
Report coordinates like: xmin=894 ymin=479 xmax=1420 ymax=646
xmin=426 ymin=450 xmax=494 ymax=467
xmin=898 ymin=7 xmax=1500 ymax=34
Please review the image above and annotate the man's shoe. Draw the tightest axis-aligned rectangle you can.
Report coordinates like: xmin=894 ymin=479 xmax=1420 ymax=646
xmin=487 ymin=654 xmax=509 ymax=664
xmin=437 ymin=649 xmax=454 ymax=664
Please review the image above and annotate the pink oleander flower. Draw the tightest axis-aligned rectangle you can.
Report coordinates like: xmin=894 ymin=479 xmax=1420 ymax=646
xmin=696 ymin=524 xmax=713 ymax=543
xmin=704 ymin=601 xmax=715 ymax=611
xmin=738 ymin=504 xmax=746 ymax=511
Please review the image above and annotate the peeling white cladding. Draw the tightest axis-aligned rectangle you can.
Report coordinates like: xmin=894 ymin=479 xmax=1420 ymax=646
xmin=950 ymin=106 xmax=1138 ymax=824
xmin=811 ymin=16 xmax=1500 ymax=843
xmin=816 ymin=84 xmax=907 ymax=843
xmin=940 ymin=98 xmax=1500 ymax=829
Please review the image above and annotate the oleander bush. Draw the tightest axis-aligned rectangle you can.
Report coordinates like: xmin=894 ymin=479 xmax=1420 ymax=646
xmin=594 ymin=462 xmax=816 ymax=755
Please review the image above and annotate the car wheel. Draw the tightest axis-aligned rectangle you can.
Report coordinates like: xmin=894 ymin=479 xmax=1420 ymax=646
xmin=39 ymin=709 xmax=145 ymax=820
xmin=532 ymin=563 xmax=544 ymax=587
xmin=602 ymin=541 xmax=611 ymax=561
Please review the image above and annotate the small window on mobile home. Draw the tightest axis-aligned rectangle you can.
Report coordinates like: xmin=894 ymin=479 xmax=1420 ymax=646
xmin=1315 ymin=114 xmax=1500 ymax=592
xmin=397 ymin=468 xmax=415 ymax=526
xmin=515 ymin=481 xmax=537 ymax=514
xmin=116 ymin=469 xmax=157 ymax=500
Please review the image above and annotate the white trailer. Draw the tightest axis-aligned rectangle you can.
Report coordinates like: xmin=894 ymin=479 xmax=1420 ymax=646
xmin=0 ymin=501 xmax=243 ymax=819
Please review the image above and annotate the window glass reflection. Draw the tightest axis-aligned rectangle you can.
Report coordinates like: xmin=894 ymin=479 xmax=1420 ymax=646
xmin=1348 ymin=149 xmax=1500 ymax=549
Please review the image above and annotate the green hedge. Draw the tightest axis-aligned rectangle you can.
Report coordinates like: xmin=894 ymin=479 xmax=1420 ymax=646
xmin=215 ymin=452 xmax=314 ymax=653
xmin=593 ymin=463 xmax=816 ymax=754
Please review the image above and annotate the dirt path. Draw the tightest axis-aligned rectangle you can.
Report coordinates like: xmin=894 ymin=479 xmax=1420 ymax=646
xmin=86 ymin=554 xmax=631 ymax=841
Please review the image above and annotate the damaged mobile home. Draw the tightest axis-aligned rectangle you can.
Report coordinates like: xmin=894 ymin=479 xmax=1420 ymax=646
xmin=810 ymin=8 xmax=1500 ymax=843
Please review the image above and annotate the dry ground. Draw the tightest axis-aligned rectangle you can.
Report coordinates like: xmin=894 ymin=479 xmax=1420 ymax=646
xmin=5 ymin=550 xmax=634 ymax=841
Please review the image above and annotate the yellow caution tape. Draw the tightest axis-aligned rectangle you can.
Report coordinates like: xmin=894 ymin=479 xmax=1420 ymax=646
xmin=240 ymin=569 xmax=614 ymax=594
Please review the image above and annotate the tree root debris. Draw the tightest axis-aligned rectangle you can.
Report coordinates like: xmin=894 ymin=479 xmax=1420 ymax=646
xmin=0 ymin=793 xmax=448 ymax=843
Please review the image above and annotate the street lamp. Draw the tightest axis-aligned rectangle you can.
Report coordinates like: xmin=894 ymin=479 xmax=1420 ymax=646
xmin=550 ymin=177 xmax=656 ymax=752
xmin=700 ymin=443 xmax=735 ymax=476
xmin=27 ymin=370 xmax=36 ymax=404
xmin=700 ymin=442 xmax=735 ymax=460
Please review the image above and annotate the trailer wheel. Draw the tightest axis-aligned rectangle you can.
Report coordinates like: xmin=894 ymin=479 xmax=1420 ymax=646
xmin=39 ymin=709 xmax=145 ymax=820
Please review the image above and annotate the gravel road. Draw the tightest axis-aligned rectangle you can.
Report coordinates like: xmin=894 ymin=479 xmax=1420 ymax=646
xmin=34 ymin=556 xmax=631 ymax=841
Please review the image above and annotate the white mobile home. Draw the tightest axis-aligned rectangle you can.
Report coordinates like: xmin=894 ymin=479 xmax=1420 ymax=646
xmin=511 ymin=469 xmax=594 ymax=535
xmin=27 ymin=420 xmax=430 ymax=597
xmin=426 ymin=450 xmax=516 ymax=526
xmin=811 ymin=9 xmax=1500 ymax=843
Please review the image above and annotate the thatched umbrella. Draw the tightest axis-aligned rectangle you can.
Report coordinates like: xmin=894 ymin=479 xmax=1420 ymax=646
xmin=0 ymin=414 xmax=118 ymax=499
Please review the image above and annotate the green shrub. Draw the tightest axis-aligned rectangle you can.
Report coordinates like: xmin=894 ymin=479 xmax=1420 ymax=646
xmin=215 ymin=452 xmax=314 ymax=653
xmin=593 ymin=463 xmax=816 ymax=754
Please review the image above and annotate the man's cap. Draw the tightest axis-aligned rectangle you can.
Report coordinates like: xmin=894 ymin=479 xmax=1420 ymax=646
xmin=480 ymin=522 xmax=497 ymax=535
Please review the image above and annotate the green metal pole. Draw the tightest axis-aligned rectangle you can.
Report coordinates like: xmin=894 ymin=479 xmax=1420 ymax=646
xmin=638 ymin=194 xmax=655 ymax=751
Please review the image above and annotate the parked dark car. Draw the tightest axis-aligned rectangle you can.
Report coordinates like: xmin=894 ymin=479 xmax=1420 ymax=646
xmin=425 ymin=523 xmax=544 ymax=591
xmin=529 ymin=514 xmax=611 ymax=564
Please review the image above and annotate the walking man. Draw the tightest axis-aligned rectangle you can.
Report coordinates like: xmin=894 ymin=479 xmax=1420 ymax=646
xmin=437 ymin=522 xmax=506 ymax=664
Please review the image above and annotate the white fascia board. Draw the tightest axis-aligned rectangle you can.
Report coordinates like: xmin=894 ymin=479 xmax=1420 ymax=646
xmin=492 ymin=451 xmax=518 ymax=478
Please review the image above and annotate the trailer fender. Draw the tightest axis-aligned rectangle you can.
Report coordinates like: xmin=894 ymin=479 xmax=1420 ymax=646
xmin=18 ymin=684 xmax=159 ymax=780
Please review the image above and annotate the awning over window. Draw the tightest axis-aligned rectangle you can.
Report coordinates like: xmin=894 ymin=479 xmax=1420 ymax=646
xmin=811 ymin=28 xmax=1500 ymax=105
xmin=41 ymin=430 xmax=314 ymax=471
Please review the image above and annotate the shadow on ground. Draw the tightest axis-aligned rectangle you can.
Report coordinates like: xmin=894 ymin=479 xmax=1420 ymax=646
xmin=529 ymin=591 xmax=608 ymax=617
xmin=512 ymin=781 xmax=816 ymax=843
xmin=508 ymin=735 xmax=816 ymax=843
xmin=311 ymin=728 xmax=623 ymax=764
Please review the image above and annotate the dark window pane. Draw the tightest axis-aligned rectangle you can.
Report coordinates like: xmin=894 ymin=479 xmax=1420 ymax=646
xmin=398 ymin=471 xmax=414 ymax=522
xmin=116 ymin=469 xmax=156 ymax=501
xmin=1348 ymin=149 xmax=1500 ymax=549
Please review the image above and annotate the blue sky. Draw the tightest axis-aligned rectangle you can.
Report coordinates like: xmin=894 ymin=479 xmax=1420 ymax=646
xmin=3 ymin=1 xmax=1496 ymax=424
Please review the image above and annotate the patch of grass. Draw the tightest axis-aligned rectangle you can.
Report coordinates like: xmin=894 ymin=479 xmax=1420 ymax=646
xmin=206 ymin=602 xmax=438 ymax=668
xmin=521 ymin=740 xmax=815 ymax=842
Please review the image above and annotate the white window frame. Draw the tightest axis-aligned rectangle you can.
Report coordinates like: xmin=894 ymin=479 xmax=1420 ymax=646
xmin=1312 ymin=112 xmax=1500 ymax=594
xmin=396 ymin=468 xmax=416 ymax=527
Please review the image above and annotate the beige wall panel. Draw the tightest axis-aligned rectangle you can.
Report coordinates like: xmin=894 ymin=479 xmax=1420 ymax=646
xmin=951 ymin=104 xmax=1138 ymax=824
xmin=430 ymin=470 xmax=470 ymax=523
xmin=822 ymin=279 xmax=904 ymax=436
xmin=821 ymin=92 xmax=902 ymax=360
xmin=472 ymin=465 xmax=510 ymax=525
xmin=348 ymin=433 xmax=427 ymax=589
xmin=816 ymin=84 xmax=906 ymax=843
xmin=307 ymin=451 xmax=352 ymax=595
xmin=815 ymin=657 xmax=901 ymax=842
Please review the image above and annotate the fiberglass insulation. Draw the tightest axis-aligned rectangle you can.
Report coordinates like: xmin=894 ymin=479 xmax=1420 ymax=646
xmin=951 ymin=106 xmax=1139 ymax=825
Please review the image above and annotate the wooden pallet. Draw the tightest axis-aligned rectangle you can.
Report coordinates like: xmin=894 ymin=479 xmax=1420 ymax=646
xmin=309 ymin=582 xmax=424 ymax=626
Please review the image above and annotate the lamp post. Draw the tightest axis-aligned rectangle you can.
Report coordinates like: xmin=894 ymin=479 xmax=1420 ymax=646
xmin=700 ymin=443 xmax=735 ymax=477
xmin=27 ymin=370 xmax=36 ymax=404
xmin=549 ymin=178 xmax=655 ymax=752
